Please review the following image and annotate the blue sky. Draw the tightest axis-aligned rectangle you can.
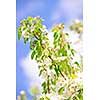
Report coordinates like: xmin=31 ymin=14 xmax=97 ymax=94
xmin=16 ymin=0 xmax=83 ymax=99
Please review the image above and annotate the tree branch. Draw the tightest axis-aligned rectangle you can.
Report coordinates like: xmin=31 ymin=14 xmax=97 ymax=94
xmin=48 ymin=55 xmax=67 ymax=80
xmin=47 ymin=75 xmax=50 ymax=93
xmin=58 ymin=68 xmax=67 ymax=80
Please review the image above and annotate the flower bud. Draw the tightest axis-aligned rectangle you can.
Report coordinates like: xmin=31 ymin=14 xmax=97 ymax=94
xmin=74 ymin=19 xmax=80 ymax=24
xmin=20 ymin=90 xmax=26 ymax=100
xmin=79 ymin=27 xmax=83 ymax=33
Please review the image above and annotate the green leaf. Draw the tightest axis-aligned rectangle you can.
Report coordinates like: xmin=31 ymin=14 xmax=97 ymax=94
xmin=45 ymin=96 xmax=50 ymax=100
xmin=42 ymin=82 xmax=46 ymax=88
xmin=74 ymin=61 xmax=80 ymax=67
xmin=54 ymin=65 xmax=59 ymax=76
xmin=39 ymin=69 xmax=43 ymax=76
xmin=71 ymin=49 xmax=75 ymax=56
xmin=51 ymin=78 xmax=56 ymax=85
xmin=51 ymin=87 xmax=56 ymax=92
xmin=71 ymin=74 xmax=77 ymax=79
xmin=58 ymin=86 xmax=65 ymax=95
xmin=24 ymin=37 xmax=29 ymax=44
xmin=69 ymin=25 xmax=74 ymax=31
xmin=49 ymin=65 xmax=53 ymax=69
xmin=67 ymin=64 xmax=72 ymax=73
xmin=60 ymin=48 xmax=67 ymax=56
xmin=27 ymin=16 xmax=33 ymax=22
xmin=37 ymin=46 xmax=42 ymax=58
xmin=31 ymin=50 xmax=35 ymax=59
xmin=18 ymin=27 xmax=22 ymax=40
xmin=65 ymin=33 xmax=69 ymax=36
xmin=54 ymin=32 xmax=58 ymax=40
xmin=20 ymin=19 xmax=27 ymax=26
xmin=77 ymin=88 xmax=83 ymax=100
xmin=40 ymin=97 xmax=44 ymax=100
xmin=42 ymin=82 xmax=47 ymax=94
xmin=67 ymin=44 xmax=70 ymax=50
xmin=73 ymin=95 xmax=80 ymax=100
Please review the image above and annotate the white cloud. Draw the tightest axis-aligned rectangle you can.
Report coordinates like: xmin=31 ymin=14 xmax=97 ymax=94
xmin=51 ymin=0 xmax=83 ymax=26
xmin=66 ymin=30 xmax=83 ymax=56
xmin=20 ymin=52 xmax=43 ymax=90
xmin=47 ymin=31 xmax=54 ymax=46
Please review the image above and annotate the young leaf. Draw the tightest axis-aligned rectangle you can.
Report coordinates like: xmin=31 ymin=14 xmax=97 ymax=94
xmin=74 ymin=61 xmax=80 ymax=67
xmin=31 ymin=50 xmax=35 ymax=59
xmin=18 ymin=27 xmax=22 ymax=40
xmin=51 ymin=87 xmax=56 ymax=92
xmin=39 ymin=69 xmax=43 ymax=76
xmin=71 ymin=74 xmax=77 ymax=79
xmin=40 ymin=98 xmax=44 ymax=100
xmin=69 ymin=25 xmax=74 ymax=31
xmin=54 ymin=32 xmax=58 ymax=40
xmin=42 ymin=82 xmax=46 ymax=89
xmin=45 ymin=96 xmax=50 ymax=100
xmin=54 ymin=65 xmax=59 ymax=76
xmin=71 ymin=49 xmax=75 ymax=56
xmin=67 ymin=44 xmax=70 ymax=50
xmin=58 ymin=86 xmax=65 ymax=95
xmin=42 ymin=82 xmax=47 ymax=94
xmin=27 ymin=16 xmax=33 ymax=22
xmin=51 ymin=78 xmax=56 ymax=85
xmin=24 ymin=37 xmax=29 ymax=44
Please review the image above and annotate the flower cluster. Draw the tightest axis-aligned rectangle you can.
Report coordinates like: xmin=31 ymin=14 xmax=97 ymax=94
xmin=17 ymin=16 xmax=83 ymax=100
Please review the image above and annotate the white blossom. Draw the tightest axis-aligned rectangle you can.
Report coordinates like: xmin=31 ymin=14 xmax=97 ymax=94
xmin=74 ymin=19 xmax=81 ymax=24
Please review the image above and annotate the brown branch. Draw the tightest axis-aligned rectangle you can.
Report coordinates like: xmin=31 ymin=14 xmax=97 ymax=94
xmin=58 ymin=69 xmax=67 ymax=80
xmin=48 ymin=55 xmax=53 ymax=62
xmin=47 ymin=75 xmax=50 ymax=93
xmin=48 ymin=55 xmax=67 ymax=81
xmin=34 ymin=34 xmax=39 ymax=40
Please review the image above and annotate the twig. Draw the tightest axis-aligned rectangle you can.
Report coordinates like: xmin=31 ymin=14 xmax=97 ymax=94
xmin=58 ymin=68 xmax=67 ymax=80
xmin=48 ymin=55 xmax=67 ymax=80
xmin=47 ymin=75 xmax=50 ymax=93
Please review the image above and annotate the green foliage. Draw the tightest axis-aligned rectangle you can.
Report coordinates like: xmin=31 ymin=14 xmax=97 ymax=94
xmin=39 ymin=96 xmax=50 ymax=100
xmin=69 ymin=20 xmax=83 ymax=33
xmin=17 ymin=16 xmax=83 ymax=100
xmin=42 ymin=81 xmax=47 ymax=94
xmin=77 ymin=88 xmax=83 ymax=100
